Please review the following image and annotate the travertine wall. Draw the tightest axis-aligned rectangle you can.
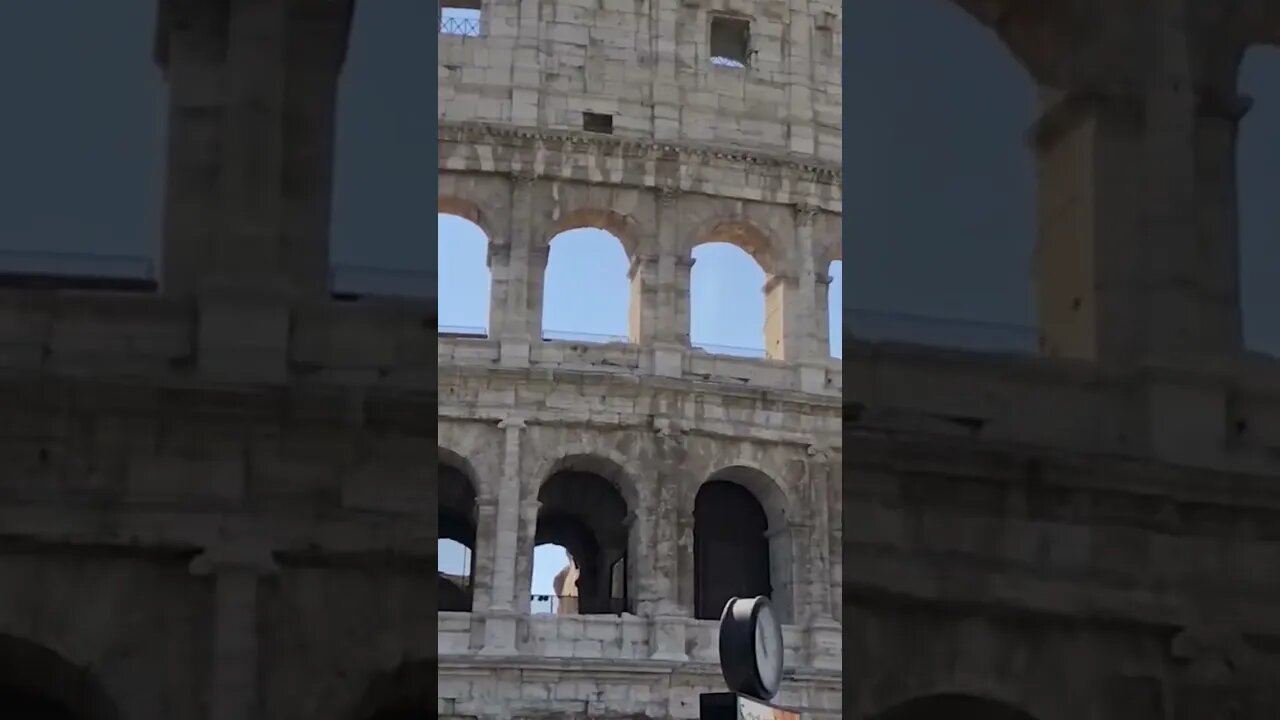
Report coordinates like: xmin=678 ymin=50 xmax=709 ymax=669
xmin=437 ymin=0 xmax=842 ymax=718
xmin=845 ymin=2 xmax=1280 ymax=718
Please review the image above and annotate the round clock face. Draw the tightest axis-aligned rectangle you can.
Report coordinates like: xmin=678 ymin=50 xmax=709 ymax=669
xmin=753 ymin=602 xmax=783 ymax=697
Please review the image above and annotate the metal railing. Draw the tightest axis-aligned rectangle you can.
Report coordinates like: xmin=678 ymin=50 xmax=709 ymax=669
xmin=439 ymin=16 xmax=480 ymax=37
xmin=847 ymin=308 xmax=1038 ymax=355
xmin=0 ymin=249 xmax=1040 ymax=356
xmin=530 ymin=593 xmax=629 ymax=615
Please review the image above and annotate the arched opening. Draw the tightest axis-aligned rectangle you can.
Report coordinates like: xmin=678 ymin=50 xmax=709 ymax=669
xmin=0 ymin=2 xmax=163 ymax=291
xmin=541 ymin=226 xmax=631 ymax=344
xmin=828 ymin=259 xmax=844 ymax=358
xmin=690 ymin=241 xmax=768 ymax=357
xmin=0 ymin=634 xmax=120 ymax=720
xmin=844 ymin=1 xmax=1036 ymax=353
xmin=532 ymin=459 xmax=632 ymax=615
xmin=692 ymin=467 xmax=792 ymax=622
xmin=531 ymin=542 xmax=574 ymax=615
xmin=436 ymin=210 xmax=491 ymax=336
xmin=438 ymin=458 xmax=477 ymax=612
xmin=331 ymin=0 xmax=433 ymax=298
xmin=870 ymin=694 xmax=1038 ymax=720
xmin=1238 ymin=46 xmax=1280 ymax=356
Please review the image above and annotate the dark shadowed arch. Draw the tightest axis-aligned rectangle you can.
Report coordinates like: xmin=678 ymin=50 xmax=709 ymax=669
xmin=438 ymin=451 xmax=478 ymax=612
xmin=534 ymin=458 xmax=633 ymax=614
xmin=693 ymin=479 xmax=770 ymax=620
xmin=0 ymin=634 xmax=120 ymax=720
xmin=871 ymin=693 xmax=1038 ymax=720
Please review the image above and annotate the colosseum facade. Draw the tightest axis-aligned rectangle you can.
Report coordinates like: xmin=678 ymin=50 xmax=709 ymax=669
xmin=437 ymin=0 xmax=842 ymax=718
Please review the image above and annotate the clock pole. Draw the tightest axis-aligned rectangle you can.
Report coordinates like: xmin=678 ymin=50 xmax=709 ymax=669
xmin=699 ymin=596 xmax=801 ymax=720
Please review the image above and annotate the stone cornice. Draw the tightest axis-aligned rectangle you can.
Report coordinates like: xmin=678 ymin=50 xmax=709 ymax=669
xmin=437 ymin=121 xmax=843 ymax=184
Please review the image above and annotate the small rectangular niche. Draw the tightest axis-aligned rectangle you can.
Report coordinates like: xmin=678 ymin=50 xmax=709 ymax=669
xmin=583 ymin=112 xmax=614 ymax=134
xmin=709 ymin=14 xmax=751 ymax=68
xmin=439 ymin=1 xmax=482 ymax=37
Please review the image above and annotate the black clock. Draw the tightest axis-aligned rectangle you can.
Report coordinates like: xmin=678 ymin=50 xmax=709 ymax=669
xmin=717 ymin=596 xmax=784 ymax=701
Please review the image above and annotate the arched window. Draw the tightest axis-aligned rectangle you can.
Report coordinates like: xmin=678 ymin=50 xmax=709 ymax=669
xmin=532 ymin=461 xmax=632 ymax=615
xmin=541 ymin=227 xmax=631 ymax=344
xmin=1238 ymin=46 xmax=1280 ymax=356
xmin=438 ymin=460 xmax=477 ymax=612
xmin=871 ymin=694 xmax=1038 ymax=720
xmin=692 ymin=465 xmax=795 ymax=623
xmin=844 ymin=1 xmax=1035 ymax=352
xmin=693 ymin=479 xmax=771 ymax=620
xmin=690 ymin=241 xmax=768 ymax=357
xmin=436 ymin=211 xmax=491 ymax=335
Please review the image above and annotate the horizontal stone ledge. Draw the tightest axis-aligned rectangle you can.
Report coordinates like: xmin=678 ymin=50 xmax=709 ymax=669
xmin=438 ymin=408 xmax=840 ymax=450
xmin=844 ymin=554 xmax=1280 ymax=640
xmin=438 ymin=654 xmax=842 ymax=684
xmin=0 ymin=506 xmax=432 ymax=560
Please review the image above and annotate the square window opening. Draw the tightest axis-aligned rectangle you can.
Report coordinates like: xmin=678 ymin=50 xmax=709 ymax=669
xmin=440 ymin=2 xmax=482 ymax=37
xmin=583 ymin=112 xmax=614 ymax=134
xmin=710 ymin=15 xmax=751 ymax=68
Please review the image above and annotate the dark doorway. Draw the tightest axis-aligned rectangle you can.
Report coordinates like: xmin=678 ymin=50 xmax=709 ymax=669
xmin=693 ymin=479 xmax=771 ymax=620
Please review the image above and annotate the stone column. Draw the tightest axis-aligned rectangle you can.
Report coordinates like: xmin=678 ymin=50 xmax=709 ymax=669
xmin=189 ymin=542 xmax=278 ymax=720
xmin=214 ymin=0 xmax=288 ymax=288
xmin=480 ymin=416 xmax=524 ymax=655
xmin=496 ymin=172 xmax=538 ymax=367
xmin=628 ymin=253 xmax=661 ymax=345
xmin=766 ymin=204 xmax=821 ymax=370
xmin=802 ymin=446 xmax=841 ymax=670
xmin=513 ymin=497 xmax=542 ymax=614
xmin=278 ymin=0 xmax=353 ymax=298
xmin=674 ymin=507 xmax=696 ymax=616
xmin=153 ymin=0 xmax=228 ymax=296
xmin=651 ymin=186 xmax=685 ymax=376
xmin=470 ymin=497 xmax=499 ymax=612
xmin=674 ymin=256 xmax=695 ymax=349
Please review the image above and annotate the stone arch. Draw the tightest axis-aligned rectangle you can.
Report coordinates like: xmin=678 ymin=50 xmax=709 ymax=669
xmin=438 ymin=446 xmax=479 ymax=612
xmin=545 ymin=207 xmax=643 ymax=259
xmin=529 ymin=449 xmax=642 ymax=513
xmin=342 ymin=659 xmax=434 ymax=720
xmin=869 ymin=692 xmax=1040 ymax=720
xmin=532 ymin=452 xmax=639 ymax=615
xmin=0 ymin=633 xmax=121 ymax=720
xmin=688 ymin=213 xmax=779 ymax=275
xmin=941 ymin=1 xmax=1079 ymax=86
xmin=437 ymin=195 xmax=494 ymax=244
xmin=691 ymin=464 xmax=795 ymax=623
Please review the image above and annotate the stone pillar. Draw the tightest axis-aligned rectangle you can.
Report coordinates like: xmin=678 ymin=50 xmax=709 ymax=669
xmin=214 ymin=0 xmax=289 ymax=288
xmin=766 ymin=204 xmax=821 ymax=368
xmin=1028 ymin=86 xmax=1148 ymax=365
xmin=674 ymin=507 xmax=696 ymax=616
xmin=802 ymin=446 xmax=840 ymax=670
xmin=153 ymin=0 xmax=228 ymax=296
xmin=513 ymin=497 xmax=542 ymax=613
xmin=480 ymin=416 xmax=524 ymax=655
xmin=674 ymin=256 xmax=695 ymax=349
xmin=470 ymin=497 xmax=499 ymax=612
xmin=651 ymin=436 xmax=683 ymax=616
xmin=189 ymin=542 xmax=278 ymax=720
xmin=628 ymin=253 xmax=660 ymax=345
xmin=278 ymin=0 xmax=352 ymax=298
xmin=495 ymin=172 xmax=538 ymax=367
xmin=154 ymin=0 xmax=348 ymax=300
